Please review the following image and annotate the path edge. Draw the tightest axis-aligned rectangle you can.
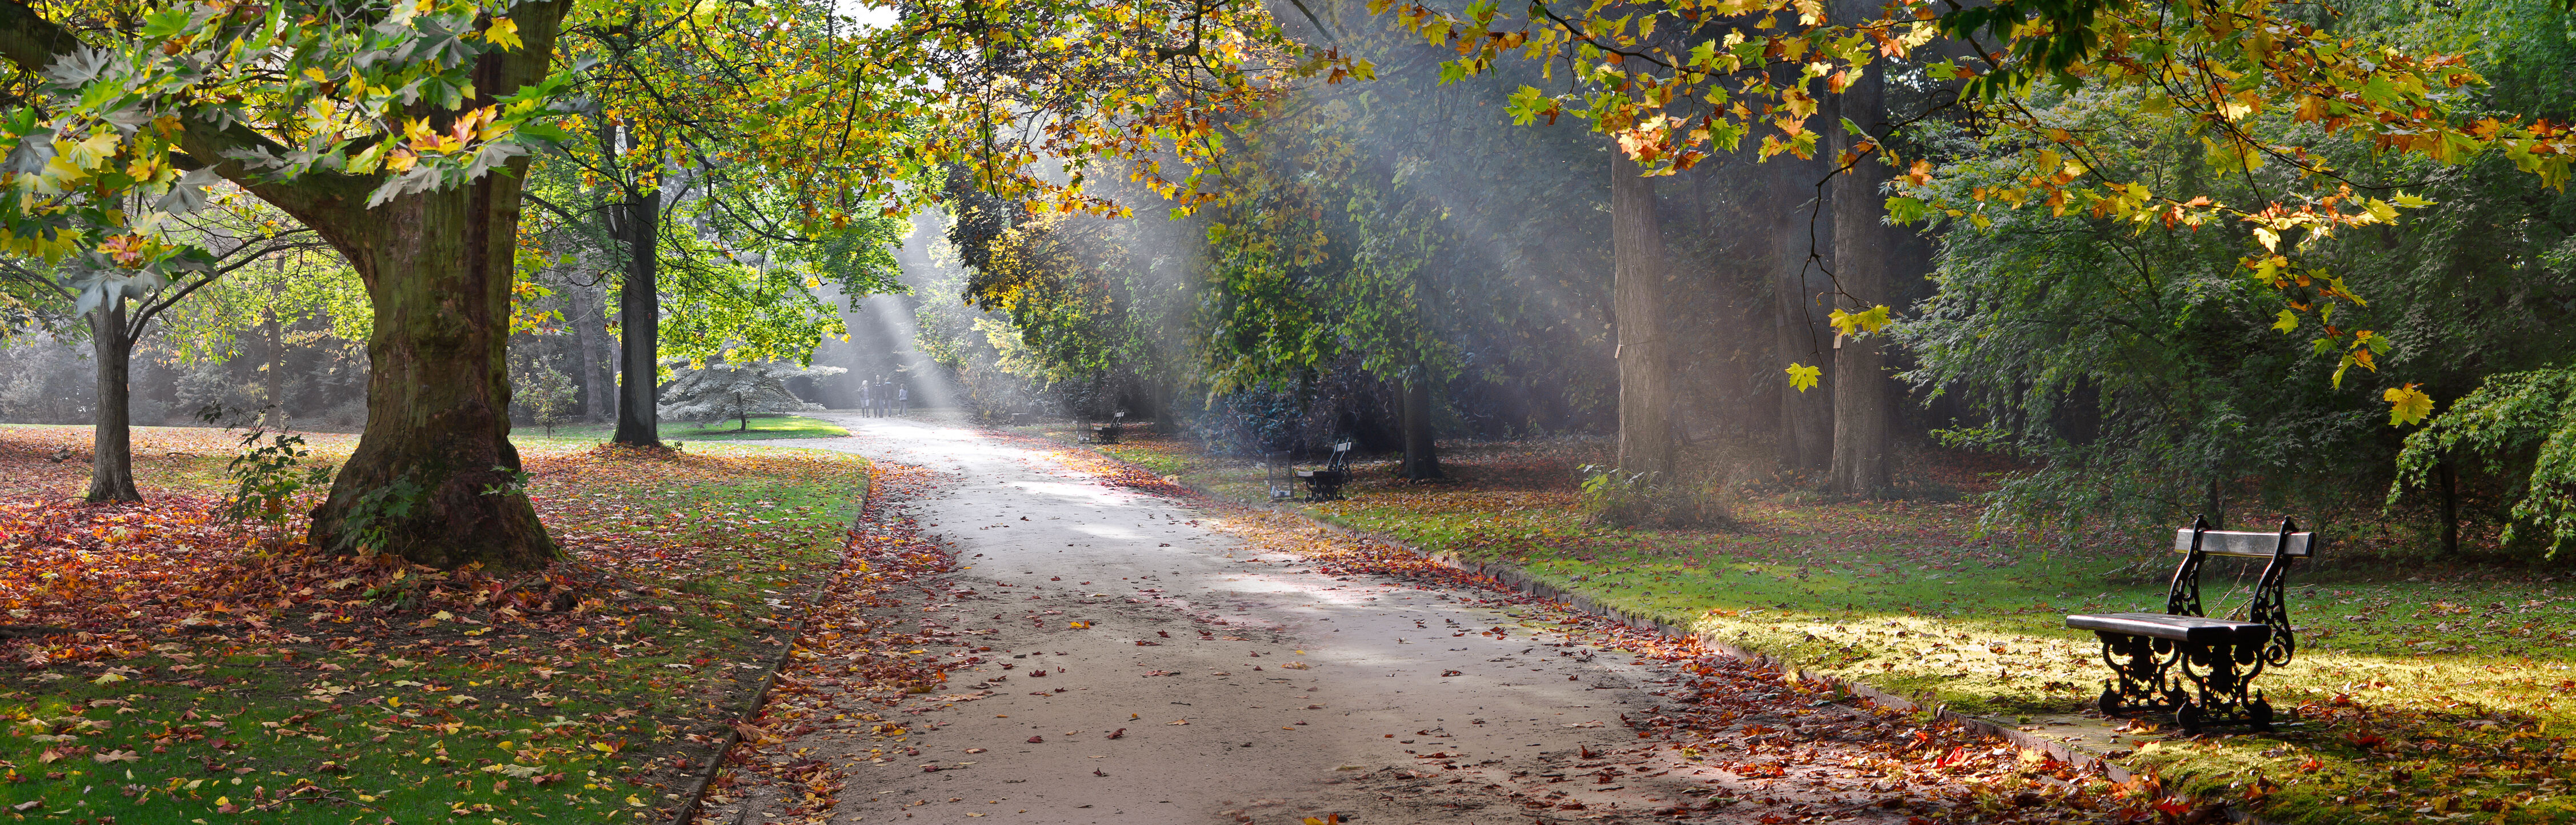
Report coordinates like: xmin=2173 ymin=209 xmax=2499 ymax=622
xmin=665 ymin=463 xmax=875 ymax=825
xmin=1072 ymin=440 xmax=2271 ymax=825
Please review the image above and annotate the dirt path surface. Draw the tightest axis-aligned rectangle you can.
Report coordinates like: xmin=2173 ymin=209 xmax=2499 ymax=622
xmin=705 ymin=414 xmax=2115 ymax=825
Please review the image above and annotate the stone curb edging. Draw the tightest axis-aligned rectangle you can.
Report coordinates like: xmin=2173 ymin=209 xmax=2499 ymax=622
xmin=665 ymin=466 xmax=875 ymax=825
xmin=1067 ymin=443 xmax=2269 ymax=825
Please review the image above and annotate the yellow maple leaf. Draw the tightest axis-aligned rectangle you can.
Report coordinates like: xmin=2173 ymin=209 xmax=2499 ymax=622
xmin=1827 ymin=305 xmax=1892 ymax=336
xmin=2384 ymin=383 xmax=2434 ymax=427
xmin=1785 ymin=363 xmax=1822 ymax=393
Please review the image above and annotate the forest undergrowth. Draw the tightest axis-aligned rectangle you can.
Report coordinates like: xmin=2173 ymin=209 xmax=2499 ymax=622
xmin=1051 ymin=423 xmax=2576 ymax=824
xmin=0 ymin=424 xmax=938 ymax=825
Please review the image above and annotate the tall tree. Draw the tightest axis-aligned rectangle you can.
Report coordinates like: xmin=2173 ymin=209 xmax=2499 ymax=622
xmin=535 ymin=0 xmax=922 ymax=447
xmin=0 ymin=0 xmax=582 ymax=568
xmin=606 ymin=178 xmax=661 ymax=445
xmin=1398 ymin=365 xmax=1443 ymax=480
xmin=1774 ymin=148 xmax=1834 ymax=474
xmin=0 ymin=204 xmax=320 ymax=502
xmin=1826 ymin=58 xmax=1891 ymax=496
xmin=1611 ymin=152 xmax=1673 ymax=480
xmin=1381 ymin=0 xmax=2576 ymax=428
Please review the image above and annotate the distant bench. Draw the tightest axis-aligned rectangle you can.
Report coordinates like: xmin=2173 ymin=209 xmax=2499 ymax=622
xmin=1295 ymin=442 xmax=1353 ymax=502
xmin=2065 ymin=518 xmax=2315 ymax=732
xmin=1078 ymin=412 xmax=1126 ymax=444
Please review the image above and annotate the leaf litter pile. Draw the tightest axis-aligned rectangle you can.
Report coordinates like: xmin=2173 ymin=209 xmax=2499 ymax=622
xmin=1205 ymin=507 xmax=2202 ymax=823
xmin=683 ymin=463 xmax=970 ymax=825
xmin=0 ymin=426 xmax=915 ymax=824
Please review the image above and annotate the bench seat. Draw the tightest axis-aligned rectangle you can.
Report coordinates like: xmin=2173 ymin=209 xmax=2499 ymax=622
xmin=2067 ymin=612 xmax=2271 ymax=644
xmin=1295 ymin=442 xmax=1356 ymax=501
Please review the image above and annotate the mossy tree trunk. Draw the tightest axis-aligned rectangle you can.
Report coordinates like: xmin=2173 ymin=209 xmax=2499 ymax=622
xmin=290 ymin=166 xmax=557 ymax=568
xmin=246 ymin=2 xmax=570 ymax=571
xmin=0 ymin=3 xmax=571 ymax=570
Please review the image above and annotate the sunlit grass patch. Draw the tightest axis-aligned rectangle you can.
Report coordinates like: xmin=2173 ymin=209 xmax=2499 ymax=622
xmin=1068 ymin=428 xmax=2576 ymax=823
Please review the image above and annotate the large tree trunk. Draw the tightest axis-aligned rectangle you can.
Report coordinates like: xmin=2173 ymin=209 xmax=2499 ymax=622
xmin=1612 ymin=153 xmax=1675 ymax=480
xmin=1399 ymin=367 xmax=1443 ymax=480
xmin=611 ymin=189 xmax=663 ymax=447
xmin=1828 ymin=65 xmax=1893 ymax=497
xmin=285 ymin=3 xmax=568 ymax=570
xmin=297 ymin=178 xmax=555 ymax=567
xmin=0 ymin=1 xmax=565 ymax=567
xmin=85 ymin=301 xmax=139 ymax=503
xmin=1774 ymin=146 xmax=1834 ymax=474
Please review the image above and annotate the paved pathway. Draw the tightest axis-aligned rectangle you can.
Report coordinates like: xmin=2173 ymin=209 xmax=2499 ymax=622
xmin=769 ymin=413 xmax=1719 ymax=823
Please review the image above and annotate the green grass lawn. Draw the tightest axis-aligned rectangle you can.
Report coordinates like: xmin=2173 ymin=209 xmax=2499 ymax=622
xmin=0 ymin=426 xmax=871 ymax=824
xmin=1077 ymin=430 xmax=2576 ymax=824
xmin=522 ymin=414 xmax=848 ymax=442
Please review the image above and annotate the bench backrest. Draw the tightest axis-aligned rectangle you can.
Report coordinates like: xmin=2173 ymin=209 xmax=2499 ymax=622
xmin=2152 ymin=518 xmax=2311 ymax=669
xmin=2173 ymin=528 xmax=2318 ymax=558
xmin=1325 ymin=442 xmax=1353 ymax=471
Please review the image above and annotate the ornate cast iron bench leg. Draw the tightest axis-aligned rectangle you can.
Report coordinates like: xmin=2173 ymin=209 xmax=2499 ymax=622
xmin=2168 ymin=638 xmax=2275 ymax=734
xmin=2096 ymin=631 xmax=2181 ymax=717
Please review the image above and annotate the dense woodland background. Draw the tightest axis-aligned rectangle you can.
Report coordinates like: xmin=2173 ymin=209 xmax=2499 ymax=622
xmin=7 ymin=0 xmax=2576 ymax=562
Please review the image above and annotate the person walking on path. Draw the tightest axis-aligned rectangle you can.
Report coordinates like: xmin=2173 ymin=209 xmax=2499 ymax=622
xmin=858 ymin=377 xmax=874 ymax=417
xmin=897 ymin=383 xmax=909 ymax=416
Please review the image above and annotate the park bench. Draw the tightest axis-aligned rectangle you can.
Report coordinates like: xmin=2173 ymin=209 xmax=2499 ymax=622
xmin=2066 ymin=516 xmax=2315 ymax=732
xmin=1294 ymin=442 xmax=1354 ymax=502
xmin=1092 ymin=411 xmax=1126 ymax=444
xmin=1259 ymin=454 xmax=1299 ymax=502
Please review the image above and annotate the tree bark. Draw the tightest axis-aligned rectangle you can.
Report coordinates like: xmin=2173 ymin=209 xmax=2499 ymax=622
xmin=0 ymin=0 xmax=567 ymax=568
xmin=1399 ymin=367 xmax=1443 ymax=480
xmin=564 ymin=262 xmax=596 ymax=421
xmin=1612 ymin=153 xmax=1675 ymax=480
xmin=2438 ymin=453 xmax=2460 ymax=555
xmin=289 ymin=3 xmax=569 ymax=570
xmin=1773 ymin=142 xmax=1835 ymax=474
xmin=577 ymin=277 xmax=614 ymax=422
xmin=85 ymin=301 xmax=139 ymax=503
xmin=294 ymin=177 xmax=557 ymax=567
xmin=611 ymin=188 xmax=663 ymax=447
xmin=261 ymin=306 xmax=286 ymax=430
xmin=1828 ymin=63 xmax=1893 ymax=497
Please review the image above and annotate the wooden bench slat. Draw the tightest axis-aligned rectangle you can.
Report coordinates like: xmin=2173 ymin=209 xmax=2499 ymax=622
xmin=2171 ymin=528 xmax=2317 ymax=558
xmin=2067 ymin=612 xmax=2273 ymax=644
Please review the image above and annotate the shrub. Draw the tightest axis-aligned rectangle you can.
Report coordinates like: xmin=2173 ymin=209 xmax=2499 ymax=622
xmin=1578 ymin=464 xmax=1735 ymax=528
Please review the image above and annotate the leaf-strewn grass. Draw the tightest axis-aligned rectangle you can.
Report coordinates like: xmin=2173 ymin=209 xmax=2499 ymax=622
xmin=521 ymin=414 xmax=849 ymax=442
xmin=0 ymin=424 xmax=871 ymax=824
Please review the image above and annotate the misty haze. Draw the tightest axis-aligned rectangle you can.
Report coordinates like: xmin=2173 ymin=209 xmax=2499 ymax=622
xmin=0 ymin=0 xmax=2567 ymax=823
